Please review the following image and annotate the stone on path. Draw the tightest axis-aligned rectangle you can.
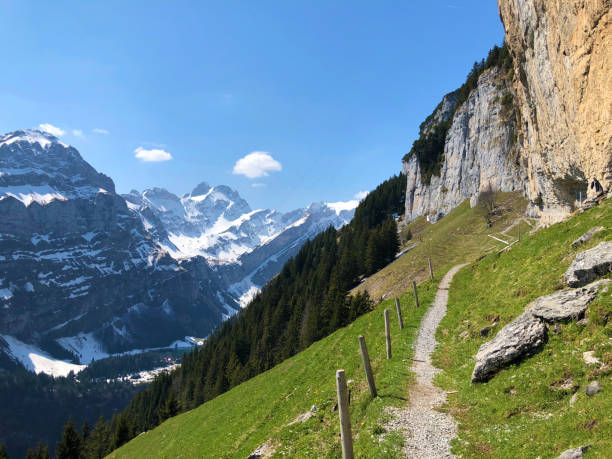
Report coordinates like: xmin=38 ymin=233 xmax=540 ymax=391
xmin=571 ymin=227 xmax=604 ymax=248
xmin=565 ymin=241 xmax=612 ymax=287
xmin=528 ymin=280 xmax=611 ymax=322
xmin=471 ymin=311 xmax=546 ymax=382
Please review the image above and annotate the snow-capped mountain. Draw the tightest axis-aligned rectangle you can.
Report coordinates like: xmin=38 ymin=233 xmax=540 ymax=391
xmin=123 ymin=185 xmax=356 ymax=264
xmin=0 ymin=130 xmax=358 ymax=374
xmin=124 ymin=186 xmax=357 ymax=306
xmin=0 ymin=130 xmax=237 ymax=369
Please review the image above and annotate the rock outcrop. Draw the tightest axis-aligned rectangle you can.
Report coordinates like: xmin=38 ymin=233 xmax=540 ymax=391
xmin=0 ymin=131 xmax=237 ymax=358
xmin=403 ymin=67 xmax=525 ymax=222
xmin=572 ymin=226 xmax=605 ymax=248
xmin=471 ymin=310 xmax=546 ymax=382
xmin=499 ymin=0 xmax=612 ymax=223
xmin=403 ymin=1 xmax=611 ymax=225
xmin=556 ymin=446 xmax=589 ymax=459
xmin=565 ymin=241 xmax=612 ymax=287
xmin=528 ymin=280 xmax=610 ymax=322
xmin=472 ymin=280 xmax=610 ymax=382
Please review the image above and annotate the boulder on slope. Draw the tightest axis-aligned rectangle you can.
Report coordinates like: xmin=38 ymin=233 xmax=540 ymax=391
xmin=571 ymin=227 xmax=604 ymax=248
xmin=528 ymin=280 xmax=611 ymax=322
xmin=565 ymin=241 xmax=612 ymax=287
xmin=471 ymin=311 xmax=546 ymax=382
xmin=472 ymin=279 xmax=609 ymax=383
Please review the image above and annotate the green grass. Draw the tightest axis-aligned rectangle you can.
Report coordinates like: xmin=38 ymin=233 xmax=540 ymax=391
xmin=432 ymin=199 xmax=612 ymax=458
xmin=113 ymin=195 xmax=610 ymax=458
xmin=111 ymin=278 xmax=442 ymax=458
xmin=353 ymin=192 xmax=528 ymax=301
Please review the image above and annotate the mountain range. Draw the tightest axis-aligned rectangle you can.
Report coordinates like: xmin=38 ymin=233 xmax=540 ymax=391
xmin=0 ymin=130 xmax=356 ymax=374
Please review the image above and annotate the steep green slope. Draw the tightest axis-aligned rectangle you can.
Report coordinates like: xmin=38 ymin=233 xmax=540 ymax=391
xmin=111 ymin=277 xmax=439 ymax=458
xmin=433 ymin=199 xmax=612 ymax=457
xmin=354 ymin=191 xmax=528 ymax=301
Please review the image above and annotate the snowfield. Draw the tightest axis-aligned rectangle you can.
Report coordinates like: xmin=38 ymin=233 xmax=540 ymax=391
xmin=1 ymin=334 xmax=85 ymax=377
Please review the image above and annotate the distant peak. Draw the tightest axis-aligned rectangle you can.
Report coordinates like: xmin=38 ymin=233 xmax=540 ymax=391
xmin=0 ymin=129 xmax=68 ymax=149
xmin=191 ymin=182 xmax=211 ymax=196
xmin=325 ymin=200 xmax=360 ymax=215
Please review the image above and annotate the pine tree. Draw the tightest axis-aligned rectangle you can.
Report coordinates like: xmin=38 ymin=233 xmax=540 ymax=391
xmin=112 ymin=415 xmax=131 ymax=450
xmin=83 ymin=416 xmax=110 ymax=459
xmin=0 ymin=443 xmax=8 ymax=459
xmin=25 ymin=442 xmax=51 ymax=459
xmin=56 ymin=418 xmax=83 ymax=459
xmin=158 ymin=393 xmax=180 ymax=423
xmin=81 ymin=421 xmax=90 ymax=442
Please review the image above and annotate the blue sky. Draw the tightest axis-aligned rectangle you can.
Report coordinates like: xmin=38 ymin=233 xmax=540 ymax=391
xmin=0 ymin=1 xmax=504 ymax=211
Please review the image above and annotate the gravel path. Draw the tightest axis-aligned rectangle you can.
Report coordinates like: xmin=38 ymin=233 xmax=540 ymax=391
xmin=386 ymin=263 xmax=469 ymax=458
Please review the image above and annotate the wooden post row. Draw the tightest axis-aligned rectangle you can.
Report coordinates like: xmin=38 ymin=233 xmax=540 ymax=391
xmin=384 ymin=309 xmax=391 ymax=359
xmin=358 ymin=335 xmax=377 ymax=397
xmin=394 ymin=297 xmax=403 ymax=330
xmin=428 ymin=257 xmax=434 ymax=280
xmin=336 ymin=369 xmax=354 ymax=459
xmin=412 ymin=281 xmax=419 ymax=308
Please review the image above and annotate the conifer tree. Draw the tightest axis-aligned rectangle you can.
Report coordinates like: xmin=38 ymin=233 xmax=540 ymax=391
xmin=83 ymin=416 xmax=110 ymax=459
xmin=56 ymin=418 xmax=83 ymax=459
xmin=0 ymin=443 xmax=8 ymax=459
xmin=25 ymin=442 xmax=50 ymax=459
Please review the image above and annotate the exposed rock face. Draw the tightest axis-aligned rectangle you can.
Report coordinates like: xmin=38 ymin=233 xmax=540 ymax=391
xmin=471 ymin=311 xmax=546 ymax=382
xmin=556 ymin=446 xmax=588 ymax=459
xmin=404 ymin=1 xmax=610 ymax=225
xmin=472 ymin=279 xmax=609 ymax=382
xmin=403 ymin=67 xmax=525 ymax=222
xmin=565 ymin=241 xmax=612 ymax=287
xmin=0 ymin=131 xmax=237 ymax=359
xmin=572 ymin=226 xmax=605 ymax=248
xmin=499 ymin=0 xmax=612 ymax=223
xmin=528 ymin=280 xmax=610 ymax=322
xmin=0 ymin=130 xmax=356 ymax=364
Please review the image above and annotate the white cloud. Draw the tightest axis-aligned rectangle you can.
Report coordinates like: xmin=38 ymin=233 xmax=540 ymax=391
xmin=38 ymin=123 xmax=65 ymax=137
xmin=354 ymin=190 xmax=369 ymax=200
xmin=233 ymin=151 xmax=282 ymax=179
xmin=92 ymin=128 xmax=109 ymax=135
xmin=72 ymin=129 xmax=83 ymax=137
xmin=251 ymin=183 xmax=266 ymax=188
xmin=134 ymin=146 xmax=173 ymax=162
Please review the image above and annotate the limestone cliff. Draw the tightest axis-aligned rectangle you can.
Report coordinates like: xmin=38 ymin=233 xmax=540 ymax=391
xmin=403 ymin=0 xmax=611 ymax=224
xmin=404 ymin=67 xmax=525 ymax=222
xmin=499 ymin=0 xmax=611 ymax=223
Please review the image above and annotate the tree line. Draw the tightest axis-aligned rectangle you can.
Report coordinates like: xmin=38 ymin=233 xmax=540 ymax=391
xmin=23 ymin=173 xmax=406 ymax=458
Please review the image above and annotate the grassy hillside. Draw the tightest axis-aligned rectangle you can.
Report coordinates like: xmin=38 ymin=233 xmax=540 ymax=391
xmin=112 ymin=196 xmax=610 ymax=458
xmin=354 ymin=191 xmax=528 ymax=301
xmin=433 ymin=199 xmax=612 ymax=458
xmin=111 ymin=277 xmax=440 ymax=458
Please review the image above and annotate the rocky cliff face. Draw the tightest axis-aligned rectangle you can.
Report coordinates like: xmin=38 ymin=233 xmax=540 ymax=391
xmin=0 ymin=130 xmax=356 ymax=367
xmin=0 ymin=131 xmax=236 ymax=360
xmin=499 ymin=0 xmax=611 ymax=223
xmin=404 ymin=1 xmax=610 ymax=224
xmin=404 ymin=67 xmax=525 ymax=222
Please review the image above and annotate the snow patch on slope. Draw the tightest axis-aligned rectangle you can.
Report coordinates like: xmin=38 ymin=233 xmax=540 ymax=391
xmin=1 ymin=334 xmax=85 ymax=377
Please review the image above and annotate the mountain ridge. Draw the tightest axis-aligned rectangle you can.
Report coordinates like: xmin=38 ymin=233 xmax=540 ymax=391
xmin=0 ymin=130 xmax=357 ymax=372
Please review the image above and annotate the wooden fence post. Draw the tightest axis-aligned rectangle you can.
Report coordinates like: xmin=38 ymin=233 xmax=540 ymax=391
xmin=428 ymin=257 xmax=434 ymax=280
xmin=412 ymin=281 xmax=419 ymax=308
xmin=358 ymin=336 xmax=377 ymax=397
xmin=336 ymin=369 xmax=354 ymax=459
xmin=394 ymin=297 xmax=403 ymax=330
xmin=384 ymin=309 xmax=391 ymax=359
